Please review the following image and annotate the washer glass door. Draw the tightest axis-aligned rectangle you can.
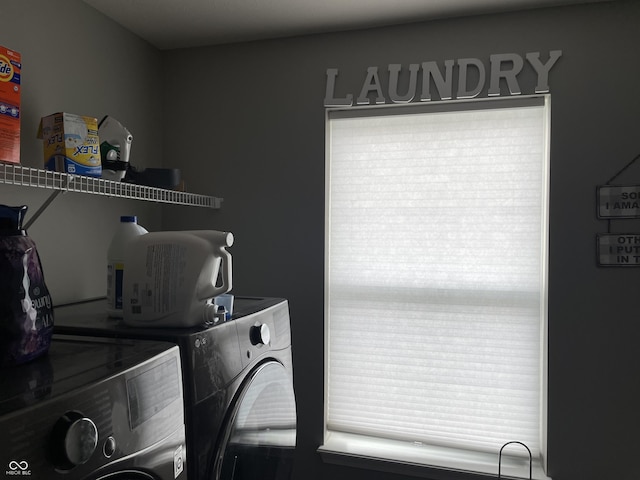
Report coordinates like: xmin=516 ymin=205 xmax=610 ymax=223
xmin=215 ymin=361 xmax=296 ymax=480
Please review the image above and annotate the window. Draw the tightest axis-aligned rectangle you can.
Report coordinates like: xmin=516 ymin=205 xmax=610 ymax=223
xmin=322 ymin=97 xmax=550 ymax=480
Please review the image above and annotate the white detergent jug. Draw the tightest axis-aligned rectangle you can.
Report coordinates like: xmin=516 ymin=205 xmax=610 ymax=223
xmin=122 ymin=230 xmax=233 ymax=327
xmin=106 ymin=215 xmax=148 ymax=318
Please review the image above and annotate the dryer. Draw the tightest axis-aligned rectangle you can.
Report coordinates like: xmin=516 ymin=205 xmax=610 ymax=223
xmin=0 ymin=334 xmax=187 ymax=480
xmin=53 ymin=296 xmax=297 ymax=480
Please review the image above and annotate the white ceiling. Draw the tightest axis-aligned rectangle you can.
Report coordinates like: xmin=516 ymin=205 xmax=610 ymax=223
xmin=82 ymin=0 xmax=609 ymax=50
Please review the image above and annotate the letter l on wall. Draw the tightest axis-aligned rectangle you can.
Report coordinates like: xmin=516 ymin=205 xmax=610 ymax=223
xmin=325 ymin=68 xmax=353 ymax=107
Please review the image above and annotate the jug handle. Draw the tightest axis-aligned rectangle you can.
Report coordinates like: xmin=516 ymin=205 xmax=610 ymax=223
xmin=214 ymin=245 xmax=233 ymax=295
xmin=198 ymin=246 xmax=232 ymax=299
xmin=192 ymin=231 xmax=234 ymax=299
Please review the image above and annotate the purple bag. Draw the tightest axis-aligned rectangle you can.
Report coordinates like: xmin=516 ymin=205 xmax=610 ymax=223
xmin=0 ymin=205 xmax=54 ymax=367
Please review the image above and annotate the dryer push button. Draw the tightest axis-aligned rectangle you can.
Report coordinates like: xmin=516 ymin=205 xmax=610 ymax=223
xmin=103 ymin=436 xmax=117 ymax=458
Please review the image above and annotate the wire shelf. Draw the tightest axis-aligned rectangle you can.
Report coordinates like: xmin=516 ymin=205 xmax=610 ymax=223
xmin=0 ymin=164 xmax=222 ymax=208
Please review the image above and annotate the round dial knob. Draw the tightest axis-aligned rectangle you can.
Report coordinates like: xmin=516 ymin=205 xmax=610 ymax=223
xmin=50 ymin=411 xmax=98 ymax=469
xmin=250 ymin=323 xmax=271 ymax=346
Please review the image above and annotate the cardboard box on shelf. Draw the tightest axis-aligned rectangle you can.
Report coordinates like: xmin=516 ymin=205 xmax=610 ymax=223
xmin=37 ymin=112 xmax=102 ymax=177
xmin=0 ymin=46 xmax=21 ymax=165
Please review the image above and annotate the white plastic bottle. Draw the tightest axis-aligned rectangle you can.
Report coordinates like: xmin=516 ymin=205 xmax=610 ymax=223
xmin=106 ymin=216 xmax=148 ymax=317
xmin=122 ymin=230 xmax=233 ymax=327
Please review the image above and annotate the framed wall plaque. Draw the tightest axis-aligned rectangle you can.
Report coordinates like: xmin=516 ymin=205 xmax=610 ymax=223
xmin=597 ymin=233 xmax=640 ymax=266
xmin=597 ymin=185 xmax=640 ymax=218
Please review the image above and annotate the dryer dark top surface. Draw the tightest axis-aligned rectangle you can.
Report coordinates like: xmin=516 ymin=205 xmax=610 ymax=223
xmin=0 ymin=335 xmax=176 ymax=417
xmin=52 ymin=296 xmax=286 ymax=339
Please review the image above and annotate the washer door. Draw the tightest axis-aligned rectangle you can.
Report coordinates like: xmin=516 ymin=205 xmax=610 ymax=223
xmin=214 ymin=361 xmax=296 ymax=480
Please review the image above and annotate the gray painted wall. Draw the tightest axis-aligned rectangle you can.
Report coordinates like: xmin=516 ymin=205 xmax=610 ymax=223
xmin=162 ymin=2 xmax=640 ymax=480
xmin=0 ymin=0 xmax=164 ymax=303
xmin=2 ymin=1 xmax=639 ymax=479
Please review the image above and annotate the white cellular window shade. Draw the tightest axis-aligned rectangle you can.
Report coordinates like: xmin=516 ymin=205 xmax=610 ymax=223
xmin=324 ymin=97 xmax=549 ymax=479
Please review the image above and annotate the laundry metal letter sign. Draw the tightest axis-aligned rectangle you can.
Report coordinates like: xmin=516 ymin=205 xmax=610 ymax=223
xmin=324 ymin=50 xmax=562 ymax=106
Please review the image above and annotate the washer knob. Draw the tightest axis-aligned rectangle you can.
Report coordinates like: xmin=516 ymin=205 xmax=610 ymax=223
xmin=250 ymin=323 xmax=271 ymax=346
xmin=50 ymin=411 xmax=98 ymax=469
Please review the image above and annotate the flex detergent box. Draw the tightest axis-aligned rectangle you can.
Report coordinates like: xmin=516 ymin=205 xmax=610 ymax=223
xmin=0 ymin=46 xmax=21 ymax=165
xmin=38 ymin=112 xmax=102 ymax=177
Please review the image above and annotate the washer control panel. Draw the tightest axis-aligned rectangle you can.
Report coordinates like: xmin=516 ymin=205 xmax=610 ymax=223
xmin=0 ymin=337 xmax=186 ymax=479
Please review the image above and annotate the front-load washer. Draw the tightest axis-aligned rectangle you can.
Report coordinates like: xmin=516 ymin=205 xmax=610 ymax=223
xmin=0 ymin=334 xmax=187 ymax=480
xmin=53 ymin=296 xmax=297 ymax=480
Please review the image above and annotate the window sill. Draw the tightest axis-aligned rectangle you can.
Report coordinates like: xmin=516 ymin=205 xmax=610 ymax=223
xmin=318 ymin=432 xmax=551 ymax=480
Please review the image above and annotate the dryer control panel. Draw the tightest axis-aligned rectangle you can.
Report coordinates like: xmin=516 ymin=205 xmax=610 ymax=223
xmin=236 ymin=299 xmax=292 ymax=369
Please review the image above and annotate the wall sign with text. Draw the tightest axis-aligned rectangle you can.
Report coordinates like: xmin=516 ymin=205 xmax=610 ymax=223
xmin=597 ymin=234 xmax=640 ymax=266
xmin=596 ymin=153 xmax=640 ymax=267
xmin=597 ymin=185 xmax=640 ymax=218
xmin=324 ymin=50 xmax=562 ymax=107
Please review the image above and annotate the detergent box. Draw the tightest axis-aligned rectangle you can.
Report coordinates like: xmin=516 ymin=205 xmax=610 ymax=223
xmin=37 ymin=112 xmax=102 ymax=177
xmin=0 ymin=46 xmax=21 ymax=165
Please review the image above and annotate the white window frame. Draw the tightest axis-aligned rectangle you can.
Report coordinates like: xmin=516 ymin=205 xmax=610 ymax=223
xmin=320 ymin=95 xmax=551 ymax=480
